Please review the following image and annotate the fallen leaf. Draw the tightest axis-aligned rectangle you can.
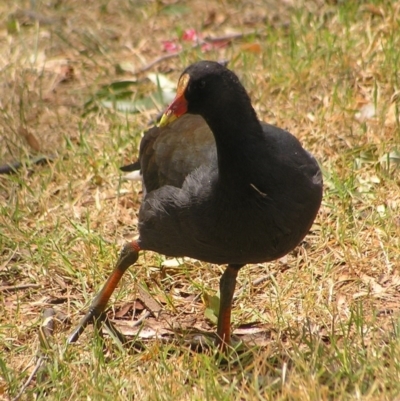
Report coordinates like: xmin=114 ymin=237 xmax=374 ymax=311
xmin=114 ymin=303 xmax=133 ymax=318
xmin=240 ymin=43 xmax=261 ymax=53
xmin=355 ymin=103 xmax=375 ymax=122
xmin=204 ymin=307 xmax=218 ymax=325
xmin=18 ymin=127 xmax=40 ymax=151
xmin=385 ymin=102 xmax=399 ymax=126
xmin=361 ymin=4 xmax=384 ymax=17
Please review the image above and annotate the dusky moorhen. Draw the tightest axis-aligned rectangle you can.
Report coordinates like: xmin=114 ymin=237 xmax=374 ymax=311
xmin=69 ymin=60 xmax=323 ymax=350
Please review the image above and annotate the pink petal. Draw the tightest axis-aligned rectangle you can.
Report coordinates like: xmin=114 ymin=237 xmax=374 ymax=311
xmin=162 ymin=41 xmax=182 ymax=53
xmin=182 ymin=29 xmax=199 ymax=42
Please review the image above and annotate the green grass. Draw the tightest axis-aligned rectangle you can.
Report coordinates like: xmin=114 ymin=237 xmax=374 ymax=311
xmin=1 ymin=0 xmax=400 ymax=400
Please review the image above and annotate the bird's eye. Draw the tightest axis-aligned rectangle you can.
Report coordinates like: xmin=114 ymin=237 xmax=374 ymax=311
xmin=198 ymin=80 xmax=206 ymax=89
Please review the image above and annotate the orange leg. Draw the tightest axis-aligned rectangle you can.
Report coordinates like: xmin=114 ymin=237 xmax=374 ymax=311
xmin=68 ymin=241 xmax=140 ymax=344
xmin=216 ymin=264 xmax=242 ymax=351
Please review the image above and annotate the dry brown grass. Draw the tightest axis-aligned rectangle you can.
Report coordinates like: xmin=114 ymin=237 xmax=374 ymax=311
xmin=1 ymin=0 xmax=400 ymax=400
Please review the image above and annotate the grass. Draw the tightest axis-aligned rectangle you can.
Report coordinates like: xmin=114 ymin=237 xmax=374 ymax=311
xmin=1 ymin=0 xmax=400 ymax=400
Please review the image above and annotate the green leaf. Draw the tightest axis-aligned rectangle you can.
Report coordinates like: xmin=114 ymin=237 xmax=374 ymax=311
xmin=83 ymin=74 xmax=176 ymax=116
xmin=204 ymin=307 xmax=218 ymax=325
xmin=202 ymin=291 xmax=220 ymax=324
xmin=161 ymin=4 xmax=190 ymax=15
xmin=380 ymin=150 xmax=400 ymax=167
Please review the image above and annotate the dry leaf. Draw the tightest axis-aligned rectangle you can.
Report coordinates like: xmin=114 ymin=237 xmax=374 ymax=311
xmin=18 ymin=127 xmax=41 ymax=151
xmin=361 ymin=4 xmax=384 ymax=17
xmin=240 ymin=43 xmax=262 ymax=53
xmin=355 ymin=103 xmax=375 ymax=122
xmin=385 ymin=102 xmax=398 ymax=126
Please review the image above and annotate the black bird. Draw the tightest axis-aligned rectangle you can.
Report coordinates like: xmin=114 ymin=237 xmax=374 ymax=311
xmin=69 ymin=61 xmax=323 ymax=350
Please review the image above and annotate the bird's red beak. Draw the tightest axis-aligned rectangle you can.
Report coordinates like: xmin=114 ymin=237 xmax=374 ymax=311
xmin=158 ymin=73 xmax=189 ymax=127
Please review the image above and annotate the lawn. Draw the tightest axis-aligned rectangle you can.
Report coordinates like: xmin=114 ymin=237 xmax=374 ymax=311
xmin=1 ymin=0 xmax=400 ymax=400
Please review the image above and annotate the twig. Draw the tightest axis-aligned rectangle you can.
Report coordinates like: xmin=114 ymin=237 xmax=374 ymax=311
xmin=11 ymin=309 xmax=57 ymax=401
xmin=128 ymin=310 xmax=151 ymax=328
xmin=135 ymin=53 xmax=183 ymax=74
xmin=0 ymin=284 xmax=40 ymax=292
xmin=252 ymin=275 xmax=274 ymax=287
xmin=235 ymin=262 xmax=291 ymax=298
xmin=135 ymin=30 xmax=264 ymax=74
xmin=80 ymin=192 xmax=131 ymax=207
xmin=11 ymin=358 xmax=44 ymax=401
xmin=0 ymin=155 xmax=56 ymax=175
xmin=204 ymin=31 xmax=261 ymax=43
xmin=0 ymin=248 xmax=18 ymax=270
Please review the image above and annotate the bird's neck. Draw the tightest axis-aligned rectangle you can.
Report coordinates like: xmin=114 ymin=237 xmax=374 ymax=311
xmin=204 ymin=107 xmax=264 ymax=187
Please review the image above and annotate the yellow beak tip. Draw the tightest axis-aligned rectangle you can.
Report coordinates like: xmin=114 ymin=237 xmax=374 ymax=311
xmin=158 ymin=112 xmax=177 ymax=128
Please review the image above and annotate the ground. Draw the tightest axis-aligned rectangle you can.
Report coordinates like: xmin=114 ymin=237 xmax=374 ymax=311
xmin=0 ymin=1 xmax=400 ymax=400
